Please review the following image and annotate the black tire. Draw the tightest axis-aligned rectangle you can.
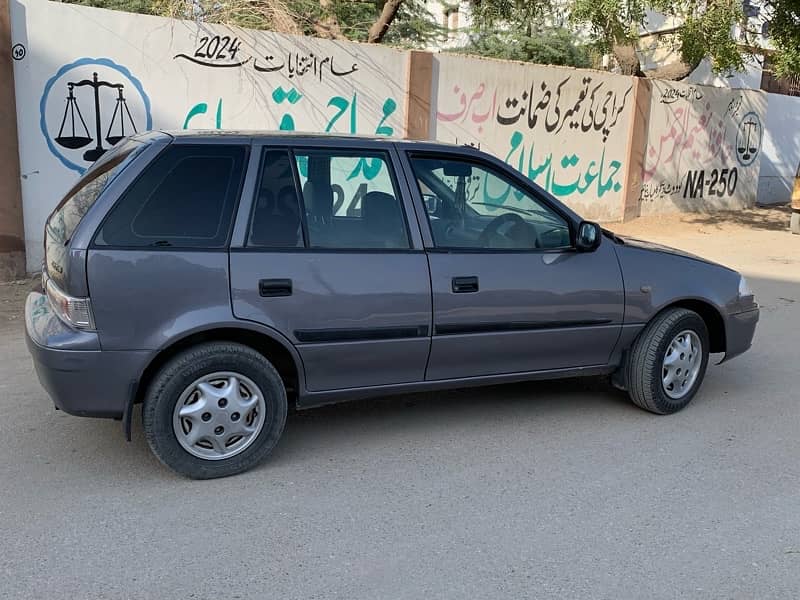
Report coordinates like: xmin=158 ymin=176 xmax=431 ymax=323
xmin=624 ymin=308 xmax=710 ymax=415
xmin=142 ymin=342 xmax=287 ymax=479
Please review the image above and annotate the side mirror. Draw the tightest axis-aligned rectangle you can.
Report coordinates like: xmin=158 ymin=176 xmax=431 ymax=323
xmin=576 ymin=221 xmax=602 ymax=252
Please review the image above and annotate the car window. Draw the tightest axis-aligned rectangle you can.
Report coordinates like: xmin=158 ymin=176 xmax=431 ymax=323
xmin=409 ymin=155 xmax=571 ymax=250
xmin=293 ymin=150 xmax=410 ymax=249
xmin=47 ymin=139 xmax=144 ymax=247
xmin=248 ymin=149 xmax=304 ymax=248
xmin=95 ymin=144 xmax=247 ymax=248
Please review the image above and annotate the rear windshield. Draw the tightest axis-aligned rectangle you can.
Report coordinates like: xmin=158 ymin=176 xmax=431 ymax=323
xmin=46 ymin=139 xmax=145 ymax=249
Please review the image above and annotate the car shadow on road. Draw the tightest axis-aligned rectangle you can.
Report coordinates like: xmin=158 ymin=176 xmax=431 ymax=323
xmin=257 ymin=377 xmax=637 ymax=469
xmin=114 ymin=376 xmax=635 ymax=480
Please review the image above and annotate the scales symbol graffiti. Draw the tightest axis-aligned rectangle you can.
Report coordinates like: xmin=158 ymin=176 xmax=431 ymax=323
xmin=41 ymin=58 xmax=152 ymax=174
xmin=56 ymin=72 xmax=139 ymax=162
xmin=735 ymin=111 xmax=762 ymax=167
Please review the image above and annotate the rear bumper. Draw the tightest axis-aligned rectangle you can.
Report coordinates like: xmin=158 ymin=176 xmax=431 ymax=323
xmin=25 ymin=292 xmax=149 ymax=418
xmin=722 ymin=306 xmax=760 ymax=363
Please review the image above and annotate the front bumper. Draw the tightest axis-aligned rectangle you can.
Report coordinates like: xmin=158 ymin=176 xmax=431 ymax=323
xmin=25 ymin=292 xmax=149 ymax=418
xmin=722 ymin=306 xmax=760 ymax=363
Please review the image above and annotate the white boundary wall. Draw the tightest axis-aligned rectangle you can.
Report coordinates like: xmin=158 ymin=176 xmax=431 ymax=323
xmin=10 ymin=0 xmax=408 ymax=270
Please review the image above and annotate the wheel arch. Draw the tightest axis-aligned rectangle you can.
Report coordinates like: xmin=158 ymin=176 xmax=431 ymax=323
xmin=132 ymin=324 xmax=305 ymax=420
xmin=654 ymin=298 xmax=726 ymax=354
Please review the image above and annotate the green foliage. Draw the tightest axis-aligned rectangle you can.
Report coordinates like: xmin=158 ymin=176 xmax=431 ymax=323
xmin=469 ymin=0 xmax=552 ymax=32
xmin=456 ymin=27 xmax=592 ymax=68
xmin=569 ymin=0 xmax=800 ymax=77
xmin=679 ymin=0 xmax=745 ymax=74
xmin=382 ymin=0 xmax=446 ymax=46
xmin=768 ymin=0 xmax=800 ymax=77
xmin=56 ymin=0 xmax=800 ymax=76
xmin=64 ymin=0 xmax=438 ymax=47
xmin=61 ymin=0 xmax=155 ymax=14
xmin=570 ymin=0 xmax=644 ymax=50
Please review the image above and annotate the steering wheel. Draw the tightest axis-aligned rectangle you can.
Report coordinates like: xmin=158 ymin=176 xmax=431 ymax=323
xmin=478 ymin=213 xmax=538 ymax=248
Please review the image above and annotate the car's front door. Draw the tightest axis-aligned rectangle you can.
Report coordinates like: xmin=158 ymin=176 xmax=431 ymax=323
xmin=400 ymin=151 xmax=625 ymax=381
xmin=229 ymin=141 xmax=431 ymax=392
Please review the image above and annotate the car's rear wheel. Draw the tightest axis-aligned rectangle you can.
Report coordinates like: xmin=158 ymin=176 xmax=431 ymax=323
xmin=625 ymin=308 xmax=710 ymax=414
xmin=143 ymin=342 xmax=287 ymax=479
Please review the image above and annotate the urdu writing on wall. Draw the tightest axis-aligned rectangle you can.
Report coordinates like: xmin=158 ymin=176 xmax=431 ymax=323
xmin=433 ymin=55 xmax=636 ymax=220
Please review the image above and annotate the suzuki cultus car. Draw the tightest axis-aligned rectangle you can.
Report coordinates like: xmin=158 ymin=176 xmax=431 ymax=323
xmin=26 ymin=131 xmax=759 ymax=478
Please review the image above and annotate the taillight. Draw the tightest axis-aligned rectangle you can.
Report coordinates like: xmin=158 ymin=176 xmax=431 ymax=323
xmin=44 ymin=273 xmax=95 ymax=331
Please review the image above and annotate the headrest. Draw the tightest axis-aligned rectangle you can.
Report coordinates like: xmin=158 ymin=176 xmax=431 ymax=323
xmin=362 ymin=191 xmax=400 ymax=225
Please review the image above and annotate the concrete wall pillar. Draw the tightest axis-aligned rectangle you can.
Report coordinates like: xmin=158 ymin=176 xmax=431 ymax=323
xmin=0 ymin=0 xmax=26 ymax=280
xmin=620 ymin=77 xmax=652 ymax=221
xmin=404 ymin=50 xmax=433 ymax=140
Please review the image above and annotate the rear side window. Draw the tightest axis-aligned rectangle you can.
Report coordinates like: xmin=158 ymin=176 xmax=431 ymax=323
xmin=95 ymin=144 xmax=247 ymax=248
xmin=47 ymin=139 xmax=143 ymax=248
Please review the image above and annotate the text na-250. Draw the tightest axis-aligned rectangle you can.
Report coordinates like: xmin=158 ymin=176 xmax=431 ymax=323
xmin=683 ymin=167 xmax=738 ymax=199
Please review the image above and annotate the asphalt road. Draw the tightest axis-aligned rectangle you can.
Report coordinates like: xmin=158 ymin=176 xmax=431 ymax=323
xmin=1 ymin=215 xmax=799 ymax=599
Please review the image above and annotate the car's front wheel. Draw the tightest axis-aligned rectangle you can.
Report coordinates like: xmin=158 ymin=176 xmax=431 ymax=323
xmin=143 ymin=342 xmax=287 ymax=479
xmin=624 ymin=308 xmax=710 ymax=414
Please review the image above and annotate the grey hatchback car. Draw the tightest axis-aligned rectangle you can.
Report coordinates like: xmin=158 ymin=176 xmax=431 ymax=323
xmin=26 ymin=131 xmax=759 ymax=478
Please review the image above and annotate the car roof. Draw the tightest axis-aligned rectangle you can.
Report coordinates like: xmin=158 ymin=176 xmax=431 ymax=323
xmin=157 ymin=129 xmax=471 ymax=151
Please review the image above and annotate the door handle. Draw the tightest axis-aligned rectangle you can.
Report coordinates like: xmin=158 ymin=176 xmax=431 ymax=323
xmin=259 ymin=278 xmax=292 ymax=297
xmin=452 ymin=276 xmax=479 ymax=293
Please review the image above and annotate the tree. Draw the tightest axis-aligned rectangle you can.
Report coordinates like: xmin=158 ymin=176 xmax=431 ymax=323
xmin=569 ymin=0 xmax=800 ymax=79
xmin=141 ymin=0 xmax=441 ymax=45
xmin=766 ymin=0 xmax=800 ymax=77
xmin=463 ymin=0 xmax=800 ymax=80
xmin=455 ymin=27 xmax=593 ymax=68
xmin=58 ymin=0 xmax=800 ymax=79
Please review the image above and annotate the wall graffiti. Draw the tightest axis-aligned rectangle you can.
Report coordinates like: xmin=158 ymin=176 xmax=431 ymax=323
xmin=659 ymin=85 xmax=704 ymax=104
xmin=438 ymin=77 xmax=632 ymax=142
xmin=174 ymin=33 xmax=398 ymax=137
xmin=437 ymin=83 xmax=496 ymax=133
xmin=433 ymin=55 xmax=634 ymax=220
xmin=639 ymin=82 xmax=766 ymax=213
xmin=495 ymin=77 xmax=631 ymax=142
xmin=181 ymin=91 xmax=398 ymax=138
xmin=39 ymin=57 xmax=152 ymax=174
xmin=175 ymin=37 xmax=359 ymax=81
xmin=174 ymin=35 xmax=247 ymax=67
xmin=735 ymin=112 xmax=762 ymax=167
xmin=254 ymin=53 xmax=358 ymax=80
xmin=18 ymin=0 xmax=407 ymax=270
xmin=505 ymin=130 xmax=622 ymax=198
xmin=642 ymin=102 xmax=731 ymax=182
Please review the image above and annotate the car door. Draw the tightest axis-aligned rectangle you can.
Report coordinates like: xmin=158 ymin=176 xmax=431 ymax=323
xmin=229 ymin=140 xmax=432 ymax=393
xmin=398 ymin=149 xmax=625 ymax=381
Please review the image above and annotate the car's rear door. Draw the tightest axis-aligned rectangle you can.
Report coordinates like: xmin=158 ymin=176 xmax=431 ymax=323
xmin=398 ymin=149 xmax=625 ymax=381
xmin=229 ymin=139 xmax=432 ymax=393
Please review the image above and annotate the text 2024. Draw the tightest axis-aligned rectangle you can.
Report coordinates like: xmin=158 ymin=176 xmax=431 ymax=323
xmin=683 ymin=167 xmax=738 ymax=199
xmin=194 ymin=36 xmax=242 ymax=61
